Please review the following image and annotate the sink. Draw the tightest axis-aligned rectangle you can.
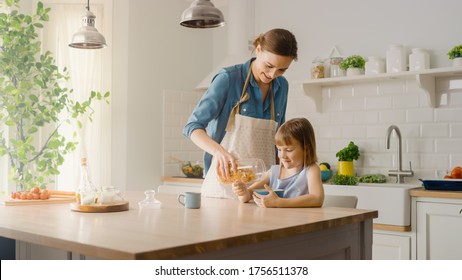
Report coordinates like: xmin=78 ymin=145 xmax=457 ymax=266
xmin=323 ymin=183 xmax=420 ymax=226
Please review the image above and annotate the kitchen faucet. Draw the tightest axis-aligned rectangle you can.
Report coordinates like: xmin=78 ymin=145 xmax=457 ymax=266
xmin=385 ymin=125 xmax=414 ymax=183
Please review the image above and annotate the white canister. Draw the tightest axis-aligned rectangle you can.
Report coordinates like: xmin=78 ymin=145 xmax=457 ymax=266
xmin=386 ymin=44 xmax=407 ymax=73
xmin=409 ymin=48 xmax=430 ymax=71
xmin=365 ymin=56 xmax=385 ymax=75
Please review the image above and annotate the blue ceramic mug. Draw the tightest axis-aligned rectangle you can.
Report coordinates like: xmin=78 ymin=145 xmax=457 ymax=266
xmin=178 ymin=192 xmax=201 ymax=209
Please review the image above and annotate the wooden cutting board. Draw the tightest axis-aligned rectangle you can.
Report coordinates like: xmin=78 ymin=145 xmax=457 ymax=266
xmin=69 ymin=201 xmax=129 ymax=213
xmin=0 ymin=195 xmax=76 ymax=206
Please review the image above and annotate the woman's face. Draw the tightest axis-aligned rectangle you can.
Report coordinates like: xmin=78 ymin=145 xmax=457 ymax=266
xmin=252 ymin=45 xmax=294 ymax=84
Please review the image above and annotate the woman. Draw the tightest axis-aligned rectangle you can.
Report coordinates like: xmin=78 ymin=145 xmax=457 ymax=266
xmin=183 ymin=28 xmax=298 ymax=198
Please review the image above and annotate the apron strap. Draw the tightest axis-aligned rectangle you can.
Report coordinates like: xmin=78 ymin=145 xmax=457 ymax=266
xmin=226 ymin=65 xmax=275 ymax=132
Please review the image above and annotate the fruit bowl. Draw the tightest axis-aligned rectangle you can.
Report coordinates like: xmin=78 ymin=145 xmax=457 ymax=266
xmin=321 ymin=170 xmax=333 ymax=182
xmin=180 ymin=161 xmax=204 ymax=178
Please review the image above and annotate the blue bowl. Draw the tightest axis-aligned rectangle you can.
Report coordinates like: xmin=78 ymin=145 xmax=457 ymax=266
xmin=254 ymin=189 xmax=284 ymax=197
xmin=321 ymin=170 xmax=333 ymax=182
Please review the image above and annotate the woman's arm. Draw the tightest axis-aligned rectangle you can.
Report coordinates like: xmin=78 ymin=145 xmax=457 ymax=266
xmin=190 ymin=129 xmax=237 ymax=177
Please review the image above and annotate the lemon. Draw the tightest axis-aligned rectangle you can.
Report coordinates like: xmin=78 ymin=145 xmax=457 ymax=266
xmin=320 ymin=162 xmax=331 ymax=170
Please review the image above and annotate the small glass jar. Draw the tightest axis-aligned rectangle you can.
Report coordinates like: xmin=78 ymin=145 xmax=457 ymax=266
xmin=99 ymin=186 xmax=123 ymax=204
xmin=329 ymin=57 xmax=344 ymax=77
xmin=311 ymin=57 xmax=325 ymax=79
xmin=409 ymin=48 xmax=430 ymax=71
xmin=365 ymin=56 xmax=385 ymax=75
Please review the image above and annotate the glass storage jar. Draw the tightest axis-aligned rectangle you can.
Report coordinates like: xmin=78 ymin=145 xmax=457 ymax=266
xmin=329 ymin=57 xmax=344 ymax=77
xmin=311 ymin=57 xmax=325 ymax=79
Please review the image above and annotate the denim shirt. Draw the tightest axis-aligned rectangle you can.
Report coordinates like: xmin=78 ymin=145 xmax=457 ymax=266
xmin=183 ymin=58 xmax=289 ymax=174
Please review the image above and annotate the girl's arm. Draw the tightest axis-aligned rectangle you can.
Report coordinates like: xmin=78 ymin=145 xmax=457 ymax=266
xmin=260 ymin=164 xmax=324 ymax=208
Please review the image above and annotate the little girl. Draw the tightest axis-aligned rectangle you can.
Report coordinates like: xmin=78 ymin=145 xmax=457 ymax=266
xmin=232 ymin=117 xmax=324 ymax=208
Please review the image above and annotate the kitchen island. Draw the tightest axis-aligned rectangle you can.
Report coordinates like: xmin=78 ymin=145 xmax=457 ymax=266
xmin=0 ymin=192 xmax=377 ymax=260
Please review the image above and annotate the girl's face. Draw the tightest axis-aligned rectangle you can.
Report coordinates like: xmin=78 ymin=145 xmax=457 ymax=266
xmin=276 ymin=139 xmax=304 ymax=170
xmin=252 ymin=45 xmax=294 ymax=84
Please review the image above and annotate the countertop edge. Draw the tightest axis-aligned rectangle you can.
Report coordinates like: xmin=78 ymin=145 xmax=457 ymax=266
xmin=410 ymin=187 xmax=462 ymax=199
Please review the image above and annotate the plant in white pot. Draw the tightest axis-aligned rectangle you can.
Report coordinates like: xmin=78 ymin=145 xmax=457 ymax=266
xmin=335 ymin=141 xmax=360 ymax=177
xmin=0 ymin=0 xmax=109 ymax=191
xmin=339 ymin=55 xmax=365 ymax=76
xmin=447 ymin=44 xmax=462 ymax=67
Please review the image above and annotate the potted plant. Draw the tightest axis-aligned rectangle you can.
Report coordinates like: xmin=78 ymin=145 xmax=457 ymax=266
xmin=0 ymin=0 xmax=109 ymax=191
xmin=335 ymin=141 xmax=360 ymax=176
xmin=339 ymin=55 xmax=366 ymax=76
xmin=447 ymin=44 xmax=462 ymax=67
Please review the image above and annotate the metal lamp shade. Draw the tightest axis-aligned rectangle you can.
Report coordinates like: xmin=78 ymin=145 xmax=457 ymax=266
xmin=180 ymin=0 xmax=225 ymax=28
xmin=69 ymin=9 xmax=106 ymax=49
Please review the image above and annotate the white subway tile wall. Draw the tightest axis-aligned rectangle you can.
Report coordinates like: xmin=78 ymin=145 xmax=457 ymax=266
xmin=163 ymin=89 xmax=204 ymax=177
xmin=288 ymin=78 xmax=462 ymax=183
xmin=163 ymin=77 xmax=462 ymax=183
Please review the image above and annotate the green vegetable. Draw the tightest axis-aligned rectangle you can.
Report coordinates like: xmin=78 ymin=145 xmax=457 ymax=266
xmin=358 ymin=174 xmax=387 ymax=183
xmin=329 ymin=174 xmax=358 ymax=186
xmin=336 ymin=141 xmax=360 ymax=162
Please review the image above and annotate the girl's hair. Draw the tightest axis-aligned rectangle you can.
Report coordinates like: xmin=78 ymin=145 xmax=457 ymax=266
xmin=253 ymin=28 xmax=298 ymax=61
xmin=275 ymin=118 xmax=317 ymax=167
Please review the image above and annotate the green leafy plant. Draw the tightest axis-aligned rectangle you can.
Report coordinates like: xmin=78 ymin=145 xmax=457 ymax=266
xmin=447 ymin=44 xmax=462 ymax=60
xmin=336 ymin=141 xmax=360 ymax=162
xmin=329 ymin=174 xmax=358 ymax=186
xmin=0 ymin=0 xmax=109 ymax=191
xmin=339 ymin=55 xmax=366 ymax=70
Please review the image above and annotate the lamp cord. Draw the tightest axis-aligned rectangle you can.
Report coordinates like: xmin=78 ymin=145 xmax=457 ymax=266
xmin=86 ymin=0 xmax=90 ymax=11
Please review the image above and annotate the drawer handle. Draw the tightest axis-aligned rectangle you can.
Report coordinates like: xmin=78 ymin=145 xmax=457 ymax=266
xmin=460 ymin=209 xmax=462 ymax=214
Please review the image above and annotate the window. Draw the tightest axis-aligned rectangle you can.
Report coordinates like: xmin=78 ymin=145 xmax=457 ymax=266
xmin=0 ymin=0 xmax=112 ymax=194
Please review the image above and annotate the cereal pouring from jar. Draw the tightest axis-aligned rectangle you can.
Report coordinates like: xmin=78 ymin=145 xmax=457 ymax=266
xmin=217 ymin=162 xmax=257 ymax=185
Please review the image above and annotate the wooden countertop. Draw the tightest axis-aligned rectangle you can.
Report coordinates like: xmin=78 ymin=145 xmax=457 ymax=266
xmin=161 ymin=176 xmax=204 ymax=184
xmin=0 ymin=191 xmax=377 ymax=260
xmin=410 ymin=187 xmax=462 ymax=199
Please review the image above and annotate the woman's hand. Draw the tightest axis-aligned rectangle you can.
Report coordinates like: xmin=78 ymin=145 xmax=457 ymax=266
xmin=214 ymin=149 xmax=237 ymax=180
xmin=232 ymin=181 xmax=252 ymax=203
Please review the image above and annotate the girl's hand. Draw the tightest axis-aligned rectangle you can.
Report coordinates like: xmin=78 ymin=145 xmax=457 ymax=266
xmin=252 ymin=190 xmax=280 ymax=208
xmin=232 ymin=182 xmax=251 ymax=203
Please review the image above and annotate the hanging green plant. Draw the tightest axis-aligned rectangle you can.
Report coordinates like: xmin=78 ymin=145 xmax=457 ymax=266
xmin=0 ymin=0 xmax=110 ymax=191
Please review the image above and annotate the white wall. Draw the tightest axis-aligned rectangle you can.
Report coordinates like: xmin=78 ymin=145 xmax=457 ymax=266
xmin=114 ymin=0 xmax=462 ymax=188
xmin=111 ymin=0 xmax=216 ymax=190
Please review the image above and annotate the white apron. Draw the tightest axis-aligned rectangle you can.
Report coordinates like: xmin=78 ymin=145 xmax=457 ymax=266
xmin=201 ymin=67 xmax=279 ymax=199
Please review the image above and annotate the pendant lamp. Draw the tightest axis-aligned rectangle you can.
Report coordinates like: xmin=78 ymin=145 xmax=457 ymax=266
xmin=69 ymin=0 xmax=107 ymax=49
xmin=180 ymin=0 xmax=225 ymax=28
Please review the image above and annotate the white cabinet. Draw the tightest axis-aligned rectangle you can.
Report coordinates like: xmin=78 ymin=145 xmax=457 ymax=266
xmin=373 ymin=231 xmax=412 ymax=260
xmin=16 ymin=241 xmax=70 ymax=260
xmin=416 ymin=199 xmax=462 ymax=260
xmin=298 ymin=67 xmax=462 ymax=113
